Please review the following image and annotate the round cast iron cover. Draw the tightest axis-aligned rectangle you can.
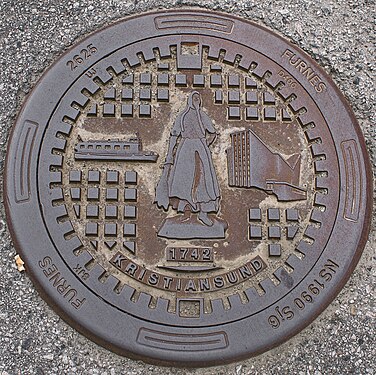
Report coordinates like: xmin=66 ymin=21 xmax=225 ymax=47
xmin=5 ymin=9 xmax=372 ymax=367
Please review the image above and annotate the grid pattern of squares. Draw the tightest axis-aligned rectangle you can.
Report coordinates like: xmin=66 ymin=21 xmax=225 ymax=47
xmin=248 ymin=208 xmax=300 ymax=257
xmin=87 ymin=64 xmax=173 ymax=119
xmin=209 ymin=65 xmax=290 ymax=122
xmin=85 ymin=61 xmax=291 ymax=122
xmin=68 ymin=169 xmax=138 ymax=253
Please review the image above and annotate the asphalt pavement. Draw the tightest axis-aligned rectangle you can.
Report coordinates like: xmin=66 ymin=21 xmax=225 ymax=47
xmin=0 ymin=0 xmax=375 ymax=374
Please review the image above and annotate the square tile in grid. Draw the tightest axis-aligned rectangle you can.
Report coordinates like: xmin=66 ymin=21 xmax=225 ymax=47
xmin=121 ymin=104 xmax=133 ymax=117
xmin=124 ymin=188 xmax=137 ymax=201
xmin=85 ymin=222 xmax=98 ymax=236
xmin=228 ymin=75 xmax=240 ymax=87
xmin=246 ymin=91 xmax=258 ymax=104
xmin=106 ymin=170 xmax=119 ymax=184
xmin=157 ymin=73 xmax=169 ymax=86
xmin=104 ymin=223 xmax=117 ymax=237
xmin=264 ymin=107 xmax=276 ymax=120
xmin=286 ymin=209 xmax=299 ymax=221
xmin=69 ymin=170 xmax=81 ymax=183
xmin=157 ymin=89 xmax=169 ymax=102
xmin=103 ymin=103 xmax=115 ymax=117
xmin=267 ymin=208 xmax=280 ymax=221
xmin=88 ymin=170 xmax=100 ymax=183
xmin=106 ymin=188 xmax=118 ymax=201
xmin=249 ymin=225 xmax=262 ymax=239
xmin=123 ymin=223 xmax=136 ymax=237
xmin=249 ymin=208 xmax=262 ymax=221
xmin=175 ymin=74 xmax=187 ymax=86
xmin=86 ymin=205 xmax=99 ymax=218
xmin=215 ymin=90 xmax=223 ymax=104
xmin=268 ymin=244 xmax=281 ymax=257
xmin=268 ymin=226 xmax=281 ymax=239
xmin=125 ymin=171 xmax=137 ymax=185
xmin=228 ymin=106 xmax=241 ymax=119
xmin=87 ymin=187 xmax=100 ymax=201
xmin=140 ymin=73 xmax=151 ymax=85
xmin=70 ymin=188 xmax=81 ymax=200
xmin=121 ymin=88 xmax=133 ymax=100
xmin=124 ymin=205 xmax=137 ymax=219
xmin=105 ymin=205 xmax=118 ymax=219
xmin=193 ymin=75 xmax=205 ymax=87
xmin=139 ymin=89 xmax=151 ymax=101
xmin=246 ymin=107 xmax=258 ymax=120
xmin=228 ymin=91 xmax=240 ymax=104
xmin=210 ymin=74 xmax=222 ymax=87
xmin=139 ymin=104 xmax=151 ymax=117
xmin=245 ymin=77 xmax=257 ymax=88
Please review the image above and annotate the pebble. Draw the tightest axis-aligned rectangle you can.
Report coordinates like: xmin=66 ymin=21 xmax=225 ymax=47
xmin=43 ymin=354 xmax=54 ymax=361
xmin=350 ymin=304 xmax=357 ymax=316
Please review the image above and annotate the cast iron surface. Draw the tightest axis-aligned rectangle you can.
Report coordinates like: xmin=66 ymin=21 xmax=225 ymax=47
xmin=4 ymin=9 xmax=372 ymax=367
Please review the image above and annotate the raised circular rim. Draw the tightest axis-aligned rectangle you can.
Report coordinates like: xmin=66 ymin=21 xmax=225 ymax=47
xmin=4 ymin=8 xmax=373 ymax=367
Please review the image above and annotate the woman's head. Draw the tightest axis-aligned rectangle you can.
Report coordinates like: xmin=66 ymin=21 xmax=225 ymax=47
xmin=182 ymin=91 xmax=204 ymax=132
xmin=192 ymin=92 xmax=201 ymax=109
xmin=188 ymin=91 xmax=201 ymax=109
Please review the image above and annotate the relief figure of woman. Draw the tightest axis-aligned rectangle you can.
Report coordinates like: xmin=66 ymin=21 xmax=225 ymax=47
xmin=155 ymin=91 xmax=222 ymax=229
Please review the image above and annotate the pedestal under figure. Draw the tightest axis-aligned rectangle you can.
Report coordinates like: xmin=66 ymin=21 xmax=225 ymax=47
xmin=155 ymin=91 xmax=227 ymax=239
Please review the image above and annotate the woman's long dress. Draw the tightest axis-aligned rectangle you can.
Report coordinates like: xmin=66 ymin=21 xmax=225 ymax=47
xmin=168 ymin=107 xmax=220 ymax=213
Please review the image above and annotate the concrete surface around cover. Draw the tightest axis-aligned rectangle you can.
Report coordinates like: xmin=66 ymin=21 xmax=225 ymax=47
xmin=0 ymin=0 xmax=375 ymax=374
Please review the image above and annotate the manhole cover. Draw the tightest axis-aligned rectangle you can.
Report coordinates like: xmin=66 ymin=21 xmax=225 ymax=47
xmin=5 ymin=9 xmax=372 ymax=366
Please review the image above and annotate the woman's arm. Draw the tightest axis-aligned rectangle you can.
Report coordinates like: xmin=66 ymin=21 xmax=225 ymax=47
xmin=165 ymin=135 xmax=178 ymax=164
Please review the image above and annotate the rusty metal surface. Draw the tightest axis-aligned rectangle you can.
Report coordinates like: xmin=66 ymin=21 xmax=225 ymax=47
xmin=4 ymin=9 xmax=372 ymax=367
